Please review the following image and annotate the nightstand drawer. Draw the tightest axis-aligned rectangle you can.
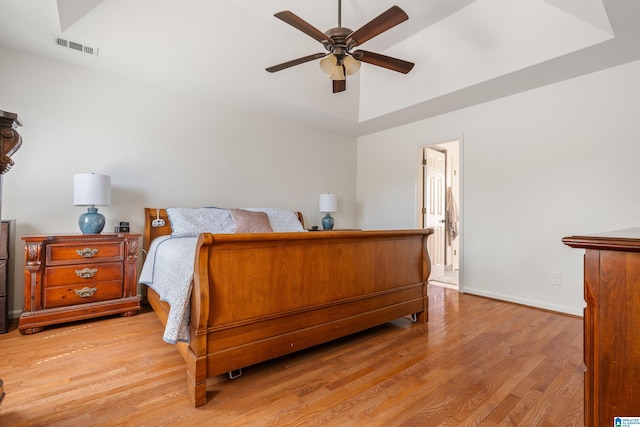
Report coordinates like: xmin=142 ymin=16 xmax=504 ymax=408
xmin=46 ymin=241 xmax=124 ymax=265
xmin=44 ymin=281 xmax=125 ymax=308
xmin=44 ymin=262 xmax=123 ymax=287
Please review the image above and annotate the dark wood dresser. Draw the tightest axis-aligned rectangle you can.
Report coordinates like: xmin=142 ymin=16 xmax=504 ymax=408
xmin=0 ymin=110 xmax=22 ymax=336
xmin=563 ymin=229 xmax=640 ymax=426
xmin=18 ymin=233 xmax=141 ymax=334
xmin=0 ymin=220 xmax=15 ymax=334
xmin=0 ymin=109 xmax=23 ymax=411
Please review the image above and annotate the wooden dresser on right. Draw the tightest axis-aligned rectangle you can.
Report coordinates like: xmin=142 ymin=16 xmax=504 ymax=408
xmin=563 ymin=229 xmax=640 ymax=426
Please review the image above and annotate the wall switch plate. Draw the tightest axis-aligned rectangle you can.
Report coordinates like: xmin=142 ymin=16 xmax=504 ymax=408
xmin=552 ymin=272 xmax=562 ymax=286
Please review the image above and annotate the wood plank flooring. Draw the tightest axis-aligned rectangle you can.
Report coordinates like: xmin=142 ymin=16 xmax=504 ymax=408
xmin=0 ymin=285 xmax=584 ymax=426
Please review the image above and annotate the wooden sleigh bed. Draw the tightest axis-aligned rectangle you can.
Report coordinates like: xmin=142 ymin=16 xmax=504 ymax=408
xmin=142 ymin=207 xmax=433 ymax=407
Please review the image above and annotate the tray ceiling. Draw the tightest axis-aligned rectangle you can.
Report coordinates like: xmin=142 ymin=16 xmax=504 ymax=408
xmin=0 ymin=0 xmax=638 ymax=136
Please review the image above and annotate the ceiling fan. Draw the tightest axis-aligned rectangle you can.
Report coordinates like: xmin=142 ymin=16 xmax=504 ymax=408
xmin=266 ymin=0 xmax=414 ymax=93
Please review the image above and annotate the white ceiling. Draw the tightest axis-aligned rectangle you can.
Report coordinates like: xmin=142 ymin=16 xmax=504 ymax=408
xmin=0 ymin=0 xmax=638 ymax=136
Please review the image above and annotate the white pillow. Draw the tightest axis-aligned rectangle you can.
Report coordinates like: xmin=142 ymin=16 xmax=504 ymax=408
xmin=244 ymin=207 xmax=305 ymax=232
xmin=167 ymin=207 xmax=235 ymax=237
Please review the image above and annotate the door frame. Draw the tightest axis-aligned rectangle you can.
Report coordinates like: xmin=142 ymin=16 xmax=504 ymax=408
xmin=417 ymin=136 xmax=463 ymax=291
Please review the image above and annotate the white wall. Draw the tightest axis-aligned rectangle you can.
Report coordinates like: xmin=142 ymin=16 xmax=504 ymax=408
xmin=357 ymin=59 xmax=640 ymax=316
xmin=0 ymin=47 xmax=357 ymax=317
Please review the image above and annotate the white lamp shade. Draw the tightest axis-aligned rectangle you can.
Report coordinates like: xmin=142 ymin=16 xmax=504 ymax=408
xmin=319 ymin=193 xmax=337 ymax=213
xmin=74 ymin=173 xmax=111 ymax=206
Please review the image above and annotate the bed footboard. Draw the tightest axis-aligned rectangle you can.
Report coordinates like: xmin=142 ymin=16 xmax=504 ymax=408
xmin=186 ymin=229 xmax=432 ymax=407
xmin=142 ymin=208 xmax=432 ymax=407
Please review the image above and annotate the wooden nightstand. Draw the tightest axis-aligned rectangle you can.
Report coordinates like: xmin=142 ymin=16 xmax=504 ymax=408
xmin=18 ymin=233 xmax=141 ymax=334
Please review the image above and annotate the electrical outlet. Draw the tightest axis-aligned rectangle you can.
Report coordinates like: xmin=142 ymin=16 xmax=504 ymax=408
xmin=551 ymin=272 xmax=562 ymax=286
xmin=152 ymin=218 xmax=166 ymax=227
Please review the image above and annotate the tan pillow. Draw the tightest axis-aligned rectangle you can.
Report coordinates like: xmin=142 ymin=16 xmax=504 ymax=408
xmin=229 ymin=209 xmax=273 ymax=233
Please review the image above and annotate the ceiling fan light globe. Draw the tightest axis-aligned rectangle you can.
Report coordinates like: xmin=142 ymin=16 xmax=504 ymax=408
xmin=343 ymin=55 xmax=361 ymax=75
xmin=330 ymin=65 xmax=346 ymax=81
xmin=319 ymin=54 xmax=337 ymax=75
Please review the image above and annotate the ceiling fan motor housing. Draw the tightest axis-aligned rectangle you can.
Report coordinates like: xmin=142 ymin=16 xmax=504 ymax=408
xmin=324 ymin=27 xmax=353 ymax=58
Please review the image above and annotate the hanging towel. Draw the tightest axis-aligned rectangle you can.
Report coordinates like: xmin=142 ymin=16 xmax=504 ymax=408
xmin=446 ymin=186 xmax=459 ymax=244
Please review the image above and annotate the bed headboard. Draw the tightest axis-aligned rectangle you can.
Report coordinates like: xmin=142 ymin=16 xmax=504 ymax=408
xmin=143 ymin=208 xmax=305 ymax=253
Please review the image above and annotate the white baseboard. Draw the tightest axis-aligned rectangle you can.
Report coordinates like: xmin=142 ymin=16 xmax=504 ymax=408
xmin=461 ymin=287 xmax=584 ymax=317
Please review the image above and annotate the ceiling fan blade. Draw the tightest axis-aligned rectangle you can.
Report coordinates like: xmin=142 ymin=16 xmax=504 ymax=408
xmin=346 ymin=6 xmax=408 ymax=48
xmin=333 ymin=79 xmax=346 ymax=93
xmin=266 ymin=53 xmax=327 ymax=73
xmin=274 ymin=11 xmax=334 ymax=46
xmin=352 ymin=50 xmax=414 ymax=74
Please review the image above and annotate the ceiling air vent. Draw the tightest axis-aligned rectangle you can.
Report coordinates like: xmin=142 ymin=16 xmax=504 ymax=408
xmin=54 ymin=36 xmax=99 ymax=57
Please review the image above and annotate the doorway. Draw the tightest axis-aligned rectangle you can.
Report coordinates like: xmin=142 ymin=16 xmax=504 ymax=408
xmin=419 ymin=139 xmax=461 ymax=290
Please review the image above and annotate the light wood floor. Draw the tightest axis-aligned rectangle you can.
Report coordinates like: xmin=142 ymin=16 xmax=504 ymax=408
xmin=0 ymin=285 xmax=584 ymax=426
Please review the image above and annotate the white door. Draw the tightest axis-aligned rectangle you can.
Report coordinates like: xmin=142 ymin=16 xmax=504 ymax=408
xmin=452 ymin=159 xmax=460 ymax=271
xmin=423 ymin=147 xmax=446 ymax=279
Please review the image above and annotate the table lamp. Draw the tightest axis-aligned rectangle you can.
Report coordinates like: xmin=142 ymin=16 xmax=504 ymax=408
xmin=74 ymin=173 xmax=111 ymax=234
xmin=319 ymin=193 xmax=337 ymax=230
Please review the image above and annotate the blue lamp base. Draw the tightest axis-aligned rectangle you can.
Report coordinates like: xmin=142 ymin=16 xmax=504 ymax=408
xmin=79 ymin=207 xmax=106 ymax=234
xmin=322 ymin=213 xmax=334 ymax=230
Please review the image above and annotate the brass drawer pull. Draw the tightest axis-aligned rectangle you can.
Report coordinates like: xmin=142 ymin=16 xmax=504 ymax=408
xmin=76 ymin=248 xmax=99 ymax=258
xmin=74 ymin=286 xmax=97 ymax=298
xmin=75 ymin=268 xmax=98 ymax=279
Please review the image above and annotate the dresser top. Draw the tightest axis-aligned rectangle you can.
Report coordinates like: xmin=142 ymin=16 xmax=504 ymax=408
xmin=22 ymin=233 xmax=141 ymax=243
xmin=562 ymin=227 xmax=640 ymax=251
xmin=0 ymin=110 xmax=21 ymax=127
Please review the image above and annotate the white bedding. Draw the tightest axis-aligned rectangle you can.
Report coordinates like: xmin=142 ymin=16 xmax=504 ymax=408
xmin=139 ymin=236 xmax=198 ymax=343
